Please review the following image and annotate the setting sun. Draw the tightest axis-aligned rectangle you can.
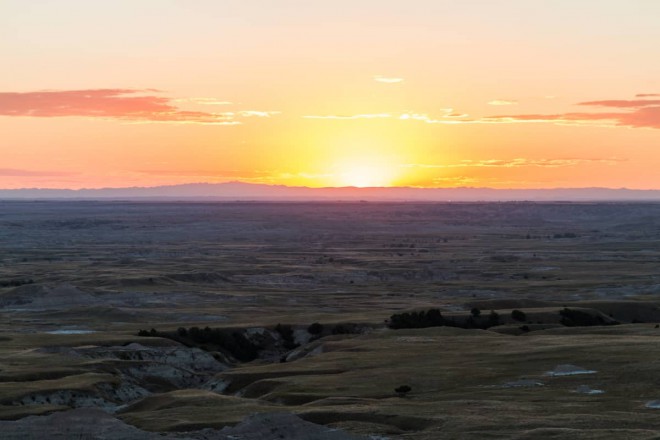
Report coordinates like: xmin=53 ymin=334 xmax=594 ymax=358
xmin=337 ymin=164 xmax=393 ymax=188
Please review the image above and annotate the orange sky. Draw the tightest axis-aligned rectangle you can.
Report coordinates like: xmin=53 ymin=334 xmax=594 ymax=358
xmin=1 ymin=1 xmax=660 ymax=189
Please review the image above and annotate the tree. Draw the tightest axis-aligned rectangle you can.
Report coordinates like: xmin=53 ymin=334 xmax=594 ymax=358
xmin=470 ymin=307 xmax=481 ymax=318
xmin=307 ymin=322 xmax=323 ymax=335
xmin=511 ymin=309 xmax=526 ymax=322
xmin=395 ymin=385 xmax=411 ymax=397
xmin=488 ymin=310 xmax=500 ymax=326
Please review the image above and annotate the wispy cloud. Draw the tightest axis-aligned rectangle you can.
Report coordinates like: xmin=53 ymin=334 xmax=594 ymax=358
xmin=636 ymin=93 xmax=660 ymax=98
xmin=0 ymin=89 xmax=278 ymax=125
xmin=304 ymin=109 xmax=468 ymax=123
xmin=237 ymin=110 xmax=280 ymax=117
xmin=431 ymin=176 xmax=479 ymax=185
xmin=303 ymin=113 xmax=392 ymax=120
xmin=488 ymin=100 xmax=518 ymax=106
xmin=174 ymin=97 xmax=233 ymax=105
xmin=399 ymin=112 xmax=469 ymax=124
xmin=403 ymin=158 xmax=624 ymax=169
xmin=485 ymin=95 xmax=660 ymax=129
xmin=374 ymin=75 xmax=404 ymax=84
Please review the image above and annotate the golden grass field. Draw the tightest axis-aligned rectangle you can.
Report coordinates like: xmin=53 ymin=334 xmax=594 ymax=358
xmin=2 ymin=201 xmax=660 ymax=438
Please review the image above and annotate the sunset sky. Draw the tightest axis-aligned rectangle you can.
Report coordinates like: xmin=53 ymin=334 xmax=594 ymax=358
xmin=2 ymin=0 xmax=660 ymax=189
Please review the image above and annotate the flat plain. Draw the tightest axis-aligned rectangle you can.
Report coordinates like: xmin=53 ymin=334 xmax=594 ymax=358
xmin=2 ymin=201 xmax=660 ymax=439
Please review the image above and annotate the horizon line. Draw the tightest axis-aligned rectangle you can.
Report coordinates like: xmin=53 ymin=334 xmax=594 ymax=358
xmin=2 ymin=181 xmax=660 ymax=192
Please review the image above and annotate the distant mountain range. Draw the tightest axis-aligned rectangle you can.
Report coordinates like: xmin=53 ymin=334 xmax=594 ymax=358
xmin=2 ymin=182 xmax=660 ymax=201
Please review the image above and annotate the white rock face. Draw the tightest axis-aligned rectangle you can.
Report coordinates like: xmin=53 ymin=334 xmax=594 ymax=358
xmin=501 ymin=379 xmax=544 ymax=388
xmin=545 ymin=364 xmax=597 ymax=377
xmin=18 ymin=344 xmax=231 ymax=412
xmin=575 ymin=385 xmax=604 ymax=395
xmin=89 ymin=345 xmax=227 ymax=390
xmin=293 ymin=328 xmax=312 ymax=345
xmin=74 ymin=345 xmax=228 ymax=377
xmin=14 ymin=390 xmax=115 ymax=410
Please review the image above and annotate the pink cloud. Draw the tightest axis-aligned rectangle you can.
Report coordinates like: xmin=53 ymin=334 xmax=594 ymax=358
xmin=486 ymin=96 xmax=660 ymax=129
xmin=0 ymin=89 xmax=275 ymax=125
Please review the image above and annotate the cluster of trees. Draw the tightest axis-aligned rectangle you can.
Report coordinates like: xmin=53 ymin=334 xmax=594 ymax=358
xmin=388 ymin=308 xmax=500 ymax=330
xmin=559 ymin=308 xmax=618 ymax=327
xmin=389 ymin=309 xmax=445 ymax=329
xmin=138 ymin=326 xmax=260 ymax=362
xmin=137 ymin=321 xmax=361 ymax=363
xmin=275 ymin=324 xmax=298 ymax=350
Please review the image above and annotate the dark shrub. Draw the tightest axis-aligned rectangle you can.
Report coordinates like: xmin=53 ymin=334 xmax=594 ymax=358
xmin=559 ymin=308 xmax=618 ymax=327
xmin=511 ymin=309 xmax=526 ymax=322
xmin=488 ymin=310 xmax=500 ymax=326
xmin=395 ymin=385 xmax=411 ymax=397
xmin=307 ymin=322 xmax=323 ymax=335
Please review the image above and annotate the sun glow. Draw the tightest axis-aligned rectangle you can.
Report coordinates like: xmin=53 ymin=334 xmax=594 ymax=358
xmin=336 ymin=163 xmax=396 ymax=188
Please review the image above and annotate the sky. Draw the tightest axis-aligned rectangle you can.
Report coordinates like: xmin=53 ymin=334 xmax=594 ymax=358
xmin=1 ymin=0 xmax=660 ymax=190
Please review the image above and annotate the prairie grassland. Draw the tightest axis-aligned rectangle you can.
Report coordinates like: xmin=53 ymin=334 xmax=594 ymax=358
xmin=2 ymin=201 xmax=660 ymax=438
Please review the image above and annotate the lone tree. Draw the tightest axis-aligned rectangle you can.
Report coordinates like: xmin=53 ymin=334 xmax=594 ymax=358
xmin=470 ymin=307 xmax=481 ymax=318
xmin=395 ymin=385 xmax=412 ymax=397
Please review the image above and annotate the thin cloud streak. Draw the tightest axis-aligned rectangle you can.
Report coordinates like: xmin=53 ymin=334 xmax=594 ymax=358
xmin=374 ymin=75 xmax=404 ymax=83
xmin=403 ymin=158 xmax=625 ymax=169
xmin=488 ymin=100 xmax=518 ymax=106
xmin=304 ymin=114 xmax=392 ymax=120
xmin=304 ymin=110 xmax=469 ymax=123
xmin=237 ymin=110 xmax=280 ymax=117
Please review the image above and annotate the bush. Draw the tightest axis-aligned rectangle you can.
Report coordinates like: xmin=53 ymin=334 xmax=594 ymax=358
xmin=511 ymin=309 xmax=527 ymax=322
xmin=388 ymin=307 xmax=506 ymax=330
xmin=307 ymin=322 xmax=323 ymax=335
xmin=488 ymin=310 xmax=500 ymax=326
xmin=275 ymin=324 xmax=298 ymax=350
xmin=388 ymin=309 xmax=444 ymax=329
xmin=559 ymin=308 xmax=618 ymax=327
xmin=331 ymin=323 xmax=360 ymax=335
xmin=395 ymin=385 xmax=411 ymax=397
